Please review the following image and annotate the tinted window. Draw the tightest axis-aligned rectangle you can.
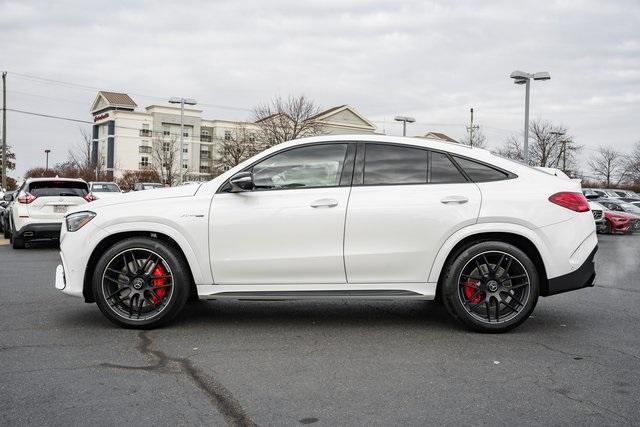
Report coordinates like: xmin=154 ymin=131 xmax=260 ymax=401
xmin=453 ymin=156 xmax=509 ymax=182
xmin=364 ymin=144 xmax=427 ymax=185
xmin=28 ymin=181 xmax=89 ymax=198
xmin=430 ymin=152 xmax=466 ymax=183
xmin=91 ymin=183 xmax=120 ymax=192
xmin=253 ymin=144 xmax=348 ymax=190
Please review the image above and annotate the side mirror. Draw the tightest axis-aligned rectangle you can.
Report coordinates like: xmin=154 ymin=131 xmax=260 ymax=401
xmin=3 ymin=193 xmax=13 ymax=202
xmin=229 ymin=171 xmax=254 ymax=192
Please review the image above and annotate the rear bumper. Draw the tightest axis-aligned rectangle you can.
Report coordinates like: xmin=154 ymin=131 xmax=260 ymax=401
xmin=544 ymin=245 xmax=597 ymax=296
xmin=15 ymin=222 xmax=62 ymax=242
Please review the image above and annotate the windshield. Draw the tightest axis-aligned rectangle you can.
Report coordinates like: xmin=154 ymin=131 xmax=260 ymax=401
xmin=91 ymin=183 xmax=120 ymax=193
xmin=619 ymin=202 xmax=640 ymax=214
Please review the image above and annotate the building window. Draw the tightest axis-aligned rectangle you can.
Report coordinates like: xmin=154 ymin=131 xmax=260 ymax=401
xmin=182 ymin=144 xmax=188 ymax=154
xmin=140 ymin=156 xmax=149 ymax=167
xmin=140 ymin=123 xmax=151 ymax=137
xmin=162 ymin=125 xmax=170 ymax=136
xmin=200 ymin=165 xmax=210 ymax=173
xmin=139 ymin=145 xmax=152 ymax=154
xmin=224 ymin=130 xmax=232 ymax=140
xmin=201 ymin=129 xmax=209 ymax=136
xmin=249 ymin=133 xmax=256 ymax=143
xmin=182 ymin=161 xmax=188 ymax=169
xmin=163 ymin=142 xmax=171 ymax=152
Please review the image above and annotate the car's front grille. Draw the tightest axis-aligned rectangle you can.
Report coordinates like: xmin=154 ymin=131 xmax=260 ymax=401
xmin=592 ymin=210 xmax=603 ymax=221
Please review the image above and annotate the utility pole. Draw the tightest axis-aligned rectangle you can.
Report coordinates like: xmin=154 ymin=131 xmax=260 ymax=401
xmin=466 ymin=108 xmax=479 ymax=146
xmin=2 ymin=71 xmax=6 ymax=190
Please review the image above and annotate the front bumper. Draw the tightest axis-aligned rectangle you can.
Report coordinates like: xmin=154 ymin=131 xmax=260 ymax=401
xmin=15 ymin=222 xmax=62 ymax=242
xmin=545 ymin=245 xmax=597 ymax=296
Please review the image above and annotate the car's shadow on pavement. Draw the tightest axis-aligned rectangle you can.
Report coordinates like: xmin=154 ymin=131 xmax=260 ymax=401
xmin=175 ymin=299 xmax=467 ymax=332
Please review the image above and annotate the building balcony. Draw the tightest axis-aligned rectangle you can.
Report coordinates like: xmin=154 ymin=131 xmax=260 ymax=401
xmin=139 ymin=129 xmax=152 ymax=137
xmin=200 ymin=135 xmax=212 ymax=143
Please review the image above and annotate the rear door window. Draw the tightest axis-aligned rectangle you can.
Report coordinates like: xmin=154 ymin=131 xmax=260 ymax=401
xmin=363 ymin=144 xmax=428 ymax=185
xmin=28 ymin=181 xmax=89 ymax=198
xmin=430 ymin=152 xmax=467 ymax=183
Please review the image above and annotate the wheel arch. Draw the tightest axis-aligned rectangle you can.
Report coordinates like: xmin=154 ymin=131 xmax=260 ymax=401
xmin=432 ymin=228 xmax=551 ymax=298
xmin=82 ymin=231 xmax=198 ymax=303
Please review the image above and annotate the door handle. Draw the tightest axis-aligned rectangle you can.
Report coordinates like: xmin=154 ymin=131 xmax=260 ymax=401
xmin=440 ymin=195 xmax=469 ymax=204
xmin=310 ymin=198 xmax=339 ymax=208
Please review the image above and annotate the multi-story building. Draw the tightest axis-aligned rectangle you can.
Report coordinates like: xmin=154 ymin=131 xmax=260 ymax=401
xmin=90 ymin=91 xmax=377 ymax=181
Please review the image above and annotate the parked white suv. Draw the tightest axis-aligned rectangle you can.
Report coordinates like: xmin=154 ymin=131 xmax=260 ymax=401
xmin=9 ymin=177 xmax=93 ymax=249
xmin=55 ymin=135 xmax=598 ymax=332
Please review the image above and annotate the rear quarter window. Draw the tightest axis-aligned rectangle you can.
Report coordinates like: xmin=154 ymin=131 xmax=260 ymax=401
xmin=28 ymin=181 xmax=89 ymax=198
xmin=452 ymin=156 xmax=510 ymax=182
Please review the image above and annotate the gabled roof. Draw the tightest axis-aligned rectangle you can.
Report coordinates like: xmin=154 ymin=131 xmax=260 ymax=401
xmin=308 ymin=105 xmax=376 ymax=130
xmin=90 ymin=91 xmax=137 ymax=113
xmin=421 ymin=132 xmax=458 ymax=143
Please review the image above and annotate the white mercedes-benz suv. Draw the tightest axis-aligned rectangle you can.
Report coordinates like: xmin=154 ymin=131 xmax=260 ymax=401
xmin=55 ymin=135 xmax=597 ymax=332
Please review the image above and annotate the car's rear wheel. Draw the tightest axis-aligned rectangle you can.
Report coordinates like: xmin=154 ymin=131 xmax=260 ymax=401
xmin=92 ymin=237 xmax=190 ymax=329
xmin=441 ymin=241 xmax=539 ymax=333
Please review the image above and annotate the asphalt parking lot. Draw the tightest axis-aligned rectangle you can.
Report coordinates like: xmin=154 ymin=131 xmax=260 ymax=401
xmin=1 ymin=235 xmax=639 ymax=426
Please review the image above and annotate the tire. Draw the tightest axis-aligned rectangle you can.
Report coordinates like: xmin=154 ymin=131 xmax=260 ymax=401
xmin=12 ymin=236 xmax=25 ymax=249
xmin=92 ymin=237 xmax=191 ymax=329
xmin=441 ymin=241 xmax=539 ymax=333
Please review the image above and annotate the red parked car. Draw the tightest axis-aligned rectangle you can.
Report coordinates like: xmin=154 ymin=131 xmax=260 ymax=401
xmin=602 ymin=210 xmax=636 ymax=234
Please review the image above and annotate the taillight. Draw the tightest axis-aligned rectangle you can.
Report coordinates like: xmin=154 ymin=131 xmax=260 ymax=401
xmin=84 ymin=193 xmax=98 ymax=202
xmin=17 ymin=192 xmax=36 ymax=204
xmin=548 ymin=192 xmax=590 ymax=212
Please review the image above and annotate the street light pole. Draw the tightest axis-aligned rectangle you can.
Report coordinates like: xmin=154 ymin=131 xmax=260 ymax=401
xmin=510 ymin=70 xmax=550 ymax=164
xmin=523 ymin=79 xmax=530 ymax=162
xmin=169 ymin=97 xmax=197 ymax=185
xmin=2 ymin=71 xmax=6 ymax=190
xmin=45 ymin=149 xmax=50 ymax=171
xmin=394 ymin=116 xmax=416 ymax=137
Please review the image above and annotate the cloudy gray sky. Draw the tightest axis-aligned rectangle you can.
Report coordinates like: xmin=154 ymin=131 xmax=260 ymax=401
xmin=1 ymin=0 xmax=639 ymax=177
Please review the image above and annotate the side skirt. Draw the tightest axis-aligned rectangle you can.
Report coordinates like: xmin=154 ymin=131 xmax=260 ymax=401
xmin=196 ymin=283 xmax=437 ymax=301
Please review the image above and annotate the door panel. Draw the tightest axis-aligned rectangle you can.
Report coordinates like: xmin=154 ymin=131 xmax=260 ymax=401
xmin=344 ymin=183 xmax=481 ymax=283
xmin=210 ymin=188 xmax=350 ymax=284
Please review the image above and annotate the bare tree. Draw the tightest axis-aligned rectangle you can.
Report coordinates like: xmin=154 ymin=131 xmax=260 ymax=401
xmin=588 ymin=146 xmax=629 ymax=188
xmin=460 ymin=127 xmax=487 ymax=149
xmin=217 ymin=124 xmax=261 ymax=170
xmin=626 ymin=141 xmax=640 ymax=186
xmin=151 ymin=135 xmax=180 ymax=185
xmin=67 ymin=129 xmax=106 ymax=181
xmin=494 ymin=120 xmax=581 ymax=173
xmin=253 ymin=95 xmax=324 ymax=147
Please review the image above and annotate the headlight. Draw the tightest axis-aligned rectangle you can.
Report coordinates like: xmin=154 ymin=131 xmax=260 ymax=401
xmin=66 ymin=211 xmax=96 ymax=232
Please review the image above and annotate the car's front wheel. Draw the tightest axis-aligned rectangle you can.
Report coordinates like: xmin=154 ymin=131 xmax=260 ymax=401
xmin=441 ymin=241 xmax=539 ymax=333
xmin=92 ymin=237 xmax=190 ymax=329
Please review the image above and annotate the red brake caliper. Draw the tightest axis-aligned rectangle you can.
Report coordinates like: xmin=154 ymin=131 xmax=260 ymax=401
xmin=463 ymin=280 xmax=482 ymax=304
xmin=150 ymin=263 xmax=168 ymax=304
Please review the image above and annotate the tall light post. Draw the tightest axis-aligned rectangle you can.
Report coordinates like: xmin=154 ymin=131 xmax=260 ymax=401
xmin=510 ymin=70 xmax=550 ymax=163
xmin=169 ymin=97 xmax=197 ymax=185
xmin=394 ymin=116 xmax=415 ymax=136
xmin=44 ymin=149 xmax=51 ymax=171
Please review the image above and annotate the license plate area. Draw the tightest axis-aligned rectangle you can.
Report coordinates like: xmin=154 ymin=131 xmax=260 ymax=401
xmin=53 ymin=205 xmax=67 ymax=214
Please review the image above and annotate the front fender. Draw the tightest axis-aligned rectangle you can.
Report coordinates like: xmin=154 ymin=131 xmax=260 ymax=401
xmin=427 ymin=222 xmax=552 ymax=284
xmin=98 ymin=220 xmax=212 ymax=285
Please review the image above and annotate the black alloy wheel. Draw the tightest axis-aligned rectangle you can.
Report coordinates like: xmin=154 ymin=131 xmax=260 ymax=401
xmin=93 ymin=237 xmax=190 ymax=328
xmin=442 ymin=241 xmax=539 ymax=332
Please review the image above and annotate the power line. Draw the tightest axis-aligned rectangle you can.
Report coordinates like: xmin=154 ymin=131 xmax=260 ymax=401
xmin=8 ymin=71 xmax=253 ymax=112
